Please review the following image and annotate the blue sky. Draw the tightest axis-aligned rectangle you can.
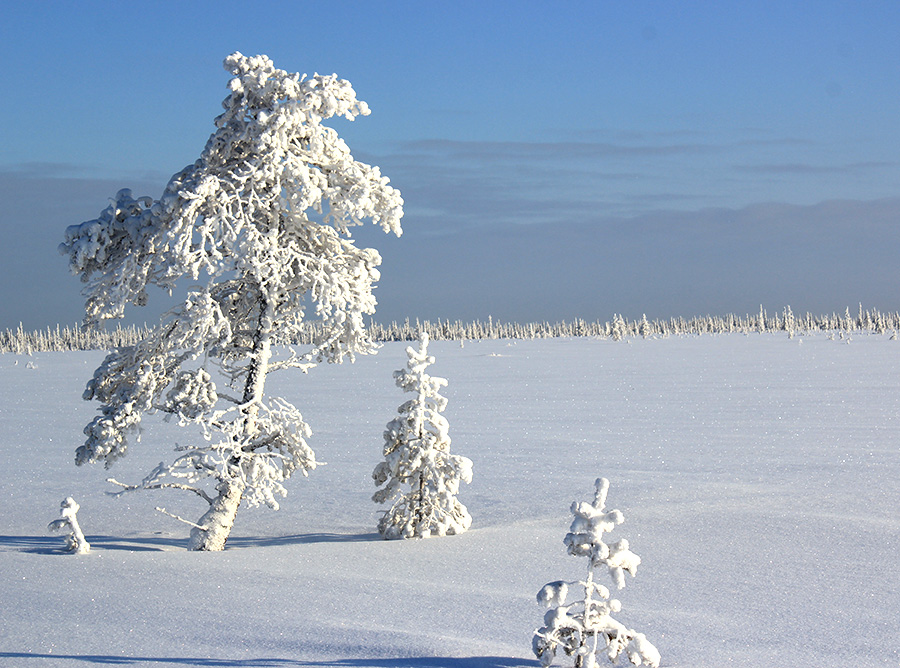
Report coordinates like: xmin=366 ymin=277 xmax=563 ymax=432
xmin=2 ymin=1 xmax=899 ymax=329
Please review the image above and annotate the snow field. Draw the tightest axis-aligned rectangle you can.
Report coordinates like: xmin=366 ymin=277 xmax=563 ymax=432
xmin=1 ymin=334 xmax=899 ymax=666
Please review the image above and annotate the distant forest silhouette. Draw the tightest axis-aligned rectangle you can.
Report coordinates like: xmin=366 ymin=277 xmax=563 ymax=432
xmin=2 ymin=305 xmax=896 ymax=353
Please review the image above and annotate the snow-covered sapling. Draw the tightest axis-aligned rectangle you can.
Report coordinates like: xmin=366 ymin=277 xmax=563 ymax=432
xmin=373 ymin=333 xmax=472 ymax=539
xmin=60 ymin=53 xmax=403 ymax=550
xmin=533 ymin=478 xmax=659 ymax=668
xmin=48 ymin=497 xmax=90 ymax=554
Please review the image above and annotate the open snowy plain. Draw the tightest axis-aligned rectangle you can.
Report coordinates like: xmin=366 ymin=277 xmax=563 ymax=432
xmin=1 ymin=334 xmax=898 ymax=667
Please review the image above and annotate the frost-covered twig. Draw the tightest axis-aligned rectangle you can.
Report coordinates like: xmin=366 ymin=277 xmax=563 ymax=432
xmin=48 ymin=497 xmax=90 ymax=554
xmin=155 ymin=507 xmax=207 ymax=530
xmin=107 ymin=466 xmax=214 ymax=504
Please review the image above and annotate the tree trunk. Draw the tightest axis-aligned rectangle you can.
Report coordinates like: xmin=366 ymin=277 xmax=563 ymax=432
xmin=415 ymin=472 xmax=425 ymax=534
xmin=188 ymin=480 xmax=243 ymax=551
xmin=240 ymin=292 xmax=276 ymax=428
xmin=188 ymin=291 xmax=276 ymax=551
xmin=414 ymin=421 xmax=426 ymax=534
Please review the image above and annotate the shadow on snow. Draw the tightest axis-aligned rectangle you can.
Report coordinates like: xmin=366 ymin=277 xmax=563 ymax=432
xmin=0 ymin=532 xmax=381 ymax=554
xmin=0 ymin=653 xmax=538 ymax=667
xmin=226 ymin=532 xmax=381 ymax=548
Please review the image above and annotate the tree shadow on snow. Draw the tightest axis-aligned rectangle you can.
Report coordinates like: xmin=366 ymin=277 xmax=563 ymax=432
xmin=0 ymin=534 xmax=69 ymax=554
xmin=0 ymin=532 xmax=382 ymax=554
xmin=0 ymin=533 xmax=185 ymax=554
xmin=0 ymin=653 xmax=538 ymax=667
xmin=312 ymin=659 xmax=539 ymax=668
xmin=226 ymin=532 xmax=381 ymax=548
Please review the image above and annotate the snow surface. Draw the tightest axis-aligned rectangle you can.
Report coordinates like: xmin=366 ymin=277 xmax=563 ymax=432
xmin=1 ymin=334 xmax=899 ymax=667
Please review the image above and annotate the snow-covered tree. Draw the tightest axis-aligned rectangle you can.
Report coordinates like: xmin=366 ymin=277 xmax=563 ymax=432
xmin=783 ymin=305 xmax=796 ymax=339
xmin=610 ymin=315 xmax=628 ymax=342
xmin=533 ymin=478 xmax=659 ymax=668
xmin=638 ymin=314 xmax=651 ymax=340
xmin=60 ymin=53 xmax=403 ymax=551
xmin=372 ymin=333 xmax=472 ymax=539
xmin=48 ymin=497 xmax=90 ymax=554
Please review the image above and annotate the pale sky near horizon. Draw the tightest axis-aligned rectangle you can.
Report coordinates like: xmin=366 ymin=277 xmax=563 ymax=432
xmin=1 ymin=1 xmax=899 ymax=330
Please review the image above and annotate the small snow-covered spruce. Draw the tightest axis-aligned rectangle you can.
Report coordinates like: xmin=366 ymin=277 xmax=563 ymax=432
xmin=638 ymin=314 xmax=651 ymax=340
xmin=610 ymin=315 xmax=628 ymax=342
xmin=533 ymin=478 xmax=659 ymax=668
xmin=59 ymin=53 xmax=403 ymax=551
xmin=372 ymin=332 xmax=472 ymax=539
xmin=48 ymin=497 xmax=90 ymax=554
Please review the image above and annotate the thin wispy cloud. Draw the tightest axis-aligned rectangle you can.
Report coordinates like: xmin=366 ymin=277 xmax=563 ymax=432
xmin=0 ymin=162 xmax=88 ymax=177
xmin=365 ymin=195 xmax=900 ymax=324
xmin=399 ymin=138 xmax=721 ymax=161
xmin=734 ymin=137 xmax=817 ymax=148
xmin=734 ymin=161 xmax=898 ymax=175
xmin=377 ymin=129 xmax=900 ymax=227
xmin=4 ymin=158 xmax=900 ymax=330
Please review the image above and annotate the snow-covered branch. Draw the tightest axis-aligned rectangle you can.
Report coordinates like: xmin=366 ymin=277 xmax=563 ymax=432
xmin=155 ymin=507 xmax=207 ymax=530
xmin=107 ymin=466 xmax=214 ymax=504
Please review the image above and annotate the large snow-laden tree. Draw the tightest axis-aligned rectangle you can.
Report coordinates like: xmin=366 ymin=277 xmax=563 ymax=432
xmin=372 ymin=333 xmax=472 ymax=539
xmin=60 ymin=53 xmax=403 ymax=551
xmin=533 ymin=478 xmax=660 ymax=668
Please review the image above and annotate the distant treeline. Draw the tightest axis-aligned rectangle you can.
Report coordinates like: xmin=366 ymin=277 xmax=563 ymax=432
xmin=2 ymin=305 xmax=898 ymax=354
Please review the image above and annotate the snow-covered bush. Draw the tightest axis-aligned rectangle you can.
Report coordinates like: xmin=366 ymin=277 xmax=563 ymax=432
xmin=533 ymin=478 xmax=659 ymax=668
xmin=372 ymin=332 xmax=472 ymax=539
xmin=48 ymin=497 xmax=90 ymax=554
xmin=60 ymin=53 xmax=403 ymax=550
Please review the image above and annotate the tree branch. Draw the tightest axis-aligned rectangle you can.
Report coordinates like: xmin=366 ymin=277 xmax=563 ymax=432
xmin=107 ymin=477 xmax=214 ymax=504
xmin=155 ymin=507 xmax=207 ymax=530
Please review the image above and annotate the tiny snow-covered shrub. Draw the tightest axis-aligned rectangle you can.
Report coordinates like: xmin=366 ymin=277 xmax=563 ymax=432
xmin=533 ymin=478 xmax=659 ymax=668
xmin=48 ymin=497 xmax=90 ymax=554
xmin=372 ymin=332 xmax=472 ymax=539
